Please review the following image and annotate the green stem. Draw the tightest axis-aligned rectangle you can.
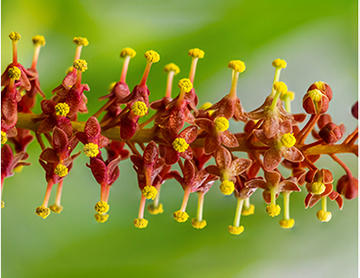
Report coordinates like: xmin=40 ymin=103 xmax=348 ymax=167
xmin=282 ymin=191 xmax=290 ymax=220
xmin=233 ymin=198 xmax=244 ymax=227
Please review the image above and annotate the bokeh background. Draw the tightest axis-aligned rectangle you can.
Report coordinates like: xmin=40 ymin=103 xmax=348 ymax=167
xmin=1 ymin=0 xmax=358 ymax=277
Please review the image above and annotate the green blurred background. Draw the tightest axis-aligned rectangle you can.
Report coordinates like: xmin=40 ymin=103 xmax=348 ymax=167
xmin=1 ymin=0 xmax=358 ymax=277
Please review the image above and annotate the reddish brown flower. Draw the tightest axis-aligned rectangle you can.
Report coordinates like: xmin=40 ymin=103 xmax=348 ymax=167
xmin=336 ymin=174 xmax=358 ymax=200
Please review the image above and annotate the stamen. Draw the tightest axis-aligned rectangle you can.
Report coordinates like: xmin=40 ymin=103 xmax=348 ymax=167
xmin=9 ymin=32 xmax=21 ymax=64
xmin=192 ymin=191 xmax=207 ymax=229
xmin=266 ymin=188 xmax=281 ymax=217
xmin=280 ymin=90 xmax=295 ymax=113
xmin=139 ymin=50 xmax=160 ymax=86
xmin=134 ymin=195 xmax=148 ymax=228
xmin=228 ymin=198 xmax=245 ymax=235
xmin=271 ymin=58 xmax=287 ymax=96
xmin=279 ymin=192 xmax=295 ymax=229
xmin=269 ymin=81 xmax=288 ymax=111
xmin=177 ymin=78 xmax=193 ymax=103
xmin=1 ymin=131 xmax=8 ymax=145
xmin=31 ymin=35 xmax=46 ymax=70
xmin=50 ymin=180 xmax=64 ymax=214
xmin=173 ymin=187 xmax=191 ymax=223
xmin=164 ymin=63 xmax=180 ymax=98
xmin=120 ymin=47 xmax=136 ymax=83
xmin=172 ymin=138 xmax=189 ymax=153
xmin=73 ymin=36 xmax=89 ymax=61
xmin=317 ymin=197 xmax=332 ymax=222
xmin=188 ymin=48 xmax=205 ymax=83
xmin=242 ymin=197 xmax=255 ymax=216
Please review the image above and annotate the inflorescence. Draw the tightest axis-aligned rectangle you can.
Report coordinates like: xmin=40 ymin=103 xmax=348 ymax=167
xmin=1 ymin=32 xmax=358 ymax=235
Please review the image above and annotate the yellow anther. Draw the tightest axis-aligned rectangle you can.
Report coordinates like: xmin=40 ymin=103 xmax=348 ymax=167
xmin=131 ymin=101 xmax=148 ymax=116
xmin=8 ymin=66 xmax=21 ymax=80
xmin=55 ymin=103 xmax=70 ymax=117
xmin=1 ymin=131 xmax=7 ymax=144
xmin=142 ymin=185 xmax=158 ymax=200
xmin=73 ymin=59 xmax=88 ymax=72
xmin=173 ymin=210 xmax=189 ymax=223
xmin=73 ymin=36 xmax=89 ymax=46
xmin=220 ymin=180 xmax=235 ymax=195
xmin=164 ymin=63 xmax=180 ymax=75
xmin=148 ymin=203 xmax=164 ymax=215
xmin=120 ymin=47 xmax=136 ymax=58
xmin=144 ymin=50 xmax=160 ymax=63
xmin=13 ymin=165 xmax=24 ymax=173
xmin=134 ymin=218 xmax=148 ymax=229
xmin=280 ymin=133 xmax=296 ymax=148
xmin=83 ymin=143 xmax=100 ymax=158
xmin=316 ymin=209 xmax=332 ymax=222
xmin=266 ymin=204 xmax=281 ymax=217
xmin=228 ymin=225 xmax=244 ymax=235
xmin=214 ymin=117 xmax=229 ymax=132
xmin=272 ymin=58 xmax=287 ymax=69
xmin=95 ymin=213 xmax=109 ymax=223
xmin=311 ymin=182 xmax=326 ymax=195
xmin=242 ymin=204 xmax=255 ymax=216
xmin=199 ymin=102 xmax=213 ymax=110
xmin=273 ymin=81 xmax=288 ymax=94
xmin=54 ymin=164 xmax=68 ymax=177
xmin=108 ymin=81 xmax=116 ymax=91
xmin=314 ymin=81 xmax=325 ymax=90
xmin=49 ymin=204 xmax=63 ymax=214
xmin=66 ymin=66 xmax=74 ymax=74
xmin=35 ymin=206 xmax=50 ymax=219
xmin=191 ymin=218 xmax=207 ymax=229
xmin=1 ymin=201 xmax=4 ymax=208
xmin=188 ymin=48 xmax=205 ymax=59
xmin=178 ymin=78 xmax=193 ymax=93
xmin=228 ymin=60 xmax=246 ymax=73
xmin=308 ymin=89 xmax=323 ymax=102
xmin=95 ymin=201 xmax=109 ymax=214
xmin=9 ymin=32 xmax=21 ymax=41
xmin=279 ymin=218 xmax=295 ymax=229
xmin=32 ymin=35 xmax=46 ymax=46
xmin=172 ymin=138 xmax=189 ymax=153
xmin=280 ymin=90 xmax=295 ymax=101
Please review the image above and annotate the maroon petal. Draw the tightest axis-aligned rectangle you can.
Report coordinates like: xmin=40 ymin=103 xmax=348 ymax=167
xmin=263 ymin=148 xmax=282 ymax=171
xmin=264 ymin=171 xmax=281 ymax=185
xmin=205 ymin=165 xmax=220 ymax=177
xmin=88 ymin=158 xmax=107 ymax=184
xmin=143 ymin=141 xmax=158 ymax=165
xmin=179 ymin=125 xmax=198 ymax=143
xmin=245 ymin=177 xmax=267 ymax=189
xmin=195 ymin=118 xmax=213 ymax=132
xmin=230 ymin=158 xmax=251 ymax=176
xmin=215 ymin=146 xmax=232 ymax=169
xmin=85 ymin=116 xmax=101 ymax=138
xmin=283 ymin=147 xmax=304 ymax=163
xmin=204 ymin=136 xmax=220 ymax=154
xmin=221 ymin=131 xmax=239 ymax=148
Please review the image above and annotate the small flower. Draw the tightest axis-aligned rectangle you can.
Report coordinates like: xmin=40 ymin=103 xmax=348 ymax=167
xmin=303 ymin=88 xmax=329 ymax=114
xmin=144 ymin=50 xmax=160 ymax=63
xmin=73 ymin=59 xmax=88 ymax=72
xmin=7 ymin=66 xmax=21 ymax=80
xmin=131 ymin=101 xmax=148 ymax=116
xmin=134 ymin=218 xmax=148 ymax=229
xmin=120 ymin=47 xmax=136 ymax=58
xmin=54 ymin=164 xmax=68 ymax=177
xmin=55 ymin=103 xmax=70 ymax=117
xmin=173 ymin=210 xmax=189 ymax=223
xmin=83 ymin=143 xmax=99 ymax=157
xmin=178 ymin=78 xmax=193 ymax=93
xmin=337 ymin=174 xmax=358 ymax=200
xmin=188 ymin=48 xmax=205 ymax=59
xmin=73 ymin=36 xmax=89 ymax=46
xmin=172 ymin=138 xmax=189 ymax=153
xmin=142 ymin=185 xmax=158 ymax=200
xmin=272 ymin=58 xmax=287 ymax=69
